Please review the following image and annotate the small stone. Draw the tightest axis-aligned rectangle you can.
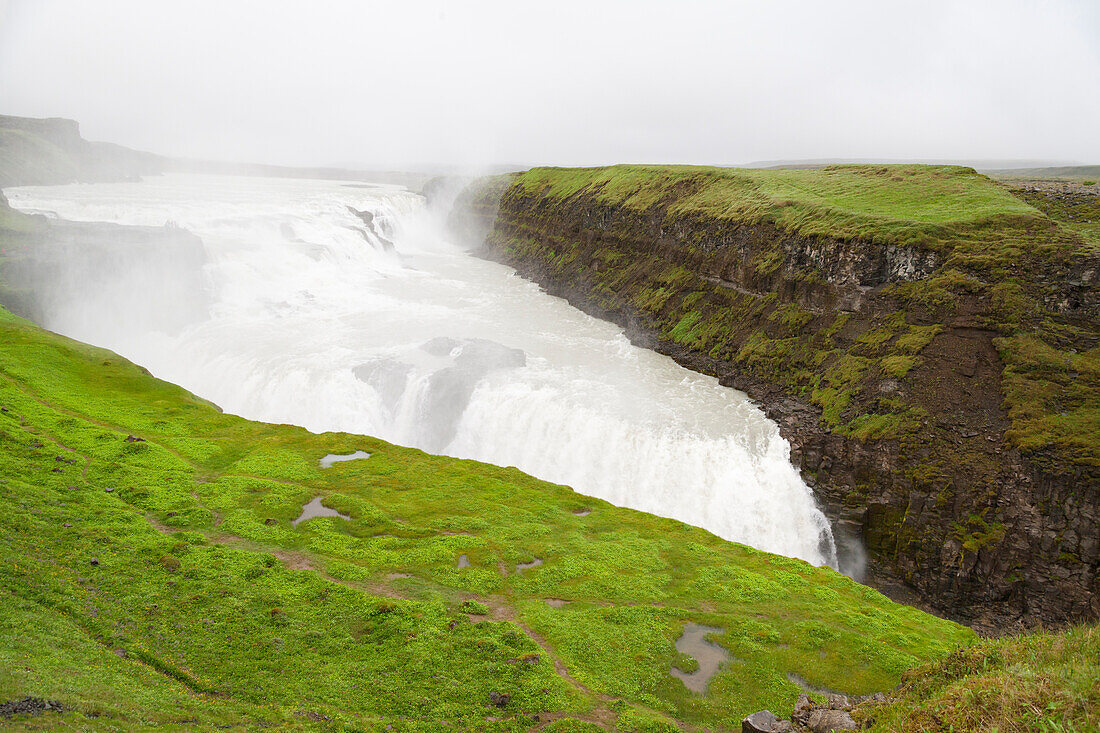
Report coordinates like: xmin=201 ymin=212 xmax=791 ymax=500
xmin=63 ymin=523 xmax=72 ymax=528
xmin=89 ymin=557 xmax=99 ymax=566
xmin=792 ymin=691 xmax=818 ymax=717
xmin=125 ymin=435 xmax=145 ymax=443
xmin=488 ymin=691 xmax=510 ymax=708
xmin=264 ymin=518 xmax=278 ymax=526
xmin=807 ymin=708 xmax=858 ymax=732
xmin=104 ymin=487 xmax=114 ymax=493
xmin=742 ymin=710 xmax=791 ymax=733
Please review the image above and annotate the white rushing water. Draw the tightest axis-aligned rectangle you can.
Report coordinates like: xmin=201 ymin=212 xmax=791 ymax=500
xmin=6 ymin=174 xmax=837 ymax=566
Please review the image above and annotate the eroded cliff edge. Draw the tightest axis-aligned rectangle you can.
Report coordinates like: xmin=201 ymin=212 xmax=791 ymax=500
xmin=450 ymin=165 xmax=1099 ymax=631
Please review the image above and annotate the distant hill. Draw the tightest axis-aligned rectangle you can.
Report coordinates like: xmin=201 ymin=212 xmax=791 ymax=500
xmin=985 ymin=165 xmax=1100 ymax=180
xmin=740 ymin=157 xmax=1074 ymax=171
xmin=0 ymin=114 xmax=165 ymax=187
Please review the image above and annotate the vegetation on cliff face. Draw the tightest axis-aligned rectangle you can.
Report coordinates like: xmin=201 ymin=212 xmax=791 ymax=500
xmin=0 ymin=193 xmax=974 ymax=728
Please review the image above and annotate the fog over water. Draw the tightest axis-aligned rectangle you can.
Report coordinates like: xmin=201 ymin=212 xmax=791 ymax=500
xmin=7 ymin=174 xmax=839 ymax=567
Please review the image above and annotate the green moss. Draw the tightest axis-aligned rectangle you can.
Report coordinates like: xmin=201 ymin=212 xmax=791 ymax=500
xmin=952 ymin=512 xmax=1007 ymax=553
xmin=671 ymin=652 xmax=698 ymax=675
xmin=752 ymin=247 xmax=786 ymax=275
xmin=460 ymin=600 xmax=491 ymax=615
xmin=995 ymin=336 xmax=1100 ymax=466
xmin=894 ymin=325 xmax=942 ymax=354
xmin=881 ymin=355 xmax=919 ymax=378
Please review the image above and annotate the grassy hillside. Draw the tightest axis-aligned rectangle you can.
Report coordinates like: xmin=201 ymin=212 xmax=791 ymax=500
xmin=0 ymin=208 xmax=977 ymax=729
xmin=860 ymin=624 xmax=1099 ymax=732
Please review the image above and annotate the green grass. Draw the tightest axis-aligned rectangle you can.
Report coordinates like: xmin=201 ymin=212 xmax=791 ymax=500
xmin=859 ymin=624 xmax=1099 ymax=732
xmin=512 ymin=163 xmax=1066 ymax=262
xmin=0 ymin=302 xmax=975 ymax=730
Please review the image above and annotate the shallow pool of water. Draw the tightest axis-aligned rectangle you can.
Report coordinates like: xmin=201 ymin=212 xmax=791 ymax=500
xmin=319 ymin=450 xmax=371 ymax=468
xmin=670 ymin=622 xmax=730 ymax=694
xmin=292 ymin=496 xmax=352 ymax=527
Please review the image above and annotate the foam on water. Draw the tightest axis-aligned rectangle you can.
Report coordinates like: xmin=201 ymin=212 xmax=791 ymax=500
xmin=6 ymin=173 xmax=838 ymax=567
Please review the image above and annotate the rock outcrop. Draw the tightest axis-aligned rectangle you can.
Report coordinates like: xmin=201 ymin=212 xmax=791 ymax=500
xmin=743 ymin=692 xmax=881 ymax=733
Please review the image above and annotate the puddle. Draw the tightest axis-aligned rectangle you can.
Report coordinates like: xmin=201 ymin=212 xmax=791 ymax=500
xmin=573 ymin=509 xmax=591 ymax=517
xmin=319 ymin=450 xmax=371 ymax=468
xmin=516 ymin=558 xmax=543 ymax=573
xmin=292 ymin=497 xmax=352 ymax=527
xmin=545 ymin=598 xmax=568 ymax=608
xmin=457 ymin=554 xmax=470 ymax=569
xmin=671 ymin=623 xmax=729 ymax=694
xmin=787 ymin=672 xmax=841 ymax=696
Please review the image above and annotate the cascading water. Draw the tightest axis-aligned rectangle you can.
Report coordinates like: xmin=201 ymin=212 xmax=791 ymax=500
xmin=6 ymin=173 xmax=839 ymax=567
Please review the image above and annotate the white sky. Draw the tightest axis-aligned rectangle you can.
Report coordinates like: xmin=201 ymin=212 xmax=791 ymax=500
xmin=1 ymin=0 xmax=1098 ymax=169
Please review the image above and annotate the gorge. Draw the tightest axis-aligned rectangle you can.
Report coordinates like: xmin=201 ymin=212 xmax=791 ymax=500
xmin=449 ymin=165 xmax=1099 ymax=631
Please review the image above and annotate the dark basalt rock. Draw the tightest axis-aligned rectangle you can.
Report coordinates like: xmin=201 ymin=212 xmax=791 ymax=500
xmin=0 ymin=697 xmax=65 ymax=720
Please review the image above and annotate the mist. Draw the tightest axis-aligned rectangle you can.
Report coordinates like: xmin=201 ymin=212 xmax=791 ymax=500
xmin=2 ymin=0 xmax=1098 ymax=170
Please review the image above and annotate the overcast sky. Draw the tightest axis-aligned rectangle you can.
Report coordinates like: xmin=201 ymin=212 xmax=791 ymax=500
xmin=1 ymin=0 xmax=1098 ymax=170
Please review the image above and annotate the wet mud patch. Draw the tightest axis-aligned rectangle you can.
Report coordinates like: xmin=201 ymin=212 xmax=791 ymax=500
xmin=318 ymin=450 xmax=371 ymax=468
xmin=671 ymin=622 xmax=729 ymax=694
xmin=292 ymin=497 xmax=351 ymax=527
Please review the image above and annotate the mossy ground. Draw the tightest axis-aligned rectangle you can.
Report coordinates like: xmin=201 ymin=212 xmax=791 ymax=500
xmin=0 ymin=207 xmax=973 ymax=728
